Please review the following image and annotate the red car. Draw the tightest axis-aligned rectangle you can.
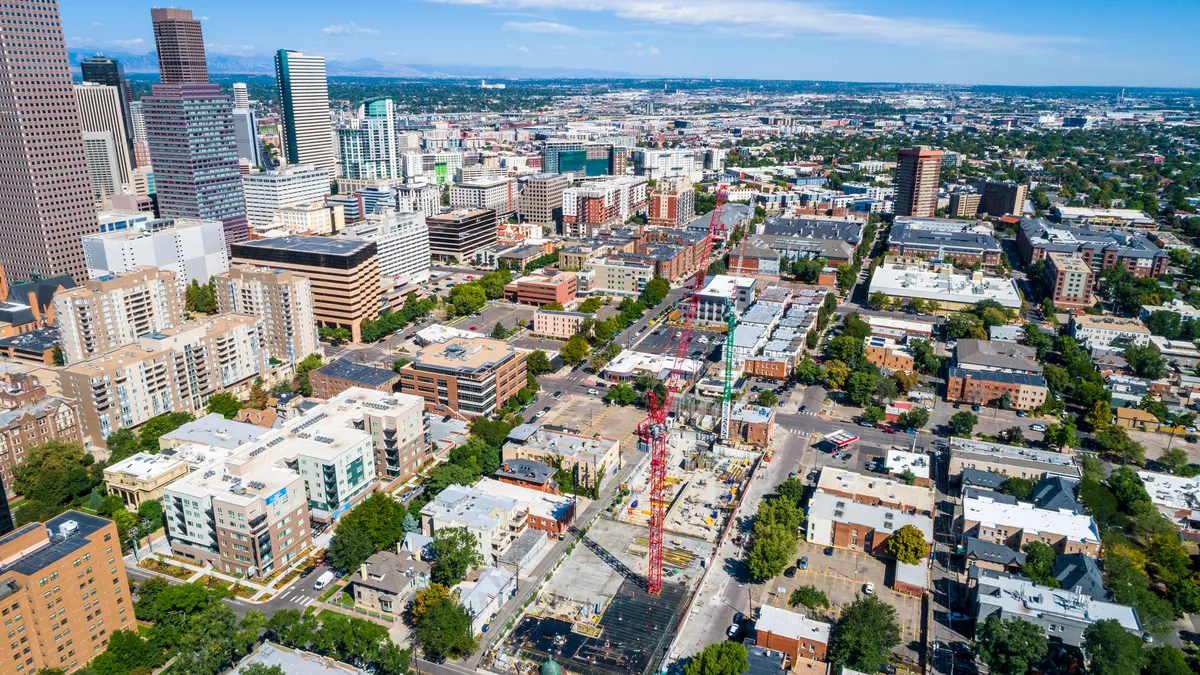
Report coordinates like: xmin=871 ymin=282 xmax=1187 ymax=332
xmin=469 ymin=326 xmax=477 ymax=330
xmin=882 ymin=428 xmax=898 ymax=435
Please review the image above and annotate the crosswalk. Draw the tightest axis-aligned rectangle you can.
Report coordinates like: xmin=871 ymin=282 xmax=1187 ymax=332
xmin=273 ymin=589 xmax=319 ymax=606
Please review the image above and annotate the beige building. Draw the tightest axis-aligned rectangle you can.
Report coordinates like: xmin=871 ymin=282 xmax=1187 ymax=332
xmin=104 ymin=452 xmax=190 ymax=508
xmin=58 ymin=313 xmax=266 ymax=447
xmin=963 ymin=494 xmax=1101 ymax=557
xmin=214 ymin=265 xmax=320 ymax=365
xmin=518 ymin=173 xmax=569 ymax=227
xmin=503 ymin=426 xmax=620 ymax=491
xmin=0 ymin=512 xmax=132 ymax=674
xmin=532 ymin=310 xmax=588 ymax=339
xmin=230 ymin=236 xmax=381 ymax=343
xmin=267 ymin=201 xmax=344 ymax=236
xmin=1045 ymin=251 xmax=1094 ymax=309
xmin=586 ymin=257 xmax=655 ymax=298
xmin=398 ymin=337 xmax=527 ymax=418
xmin=53 ymin=267 xmax=185 ymax=364
xmin=948 ymin=192 xmax=981 ymax=218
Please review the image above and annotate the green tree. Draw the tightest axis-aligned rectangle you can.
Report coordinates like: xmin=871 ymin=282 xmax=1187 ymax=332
xmin=846 ymin=371 xmax=877 ymax=407
xmin=949 ymin=411 xmax=978 ymax=437
xmin=756 ymin=390 xmax=778 ymax=407
xmin=862 ymin=406 xmax=885 ymax=425
xmin=491 ymin=322 xmax=508 ymax=338
xmin=295 ymin=353 xmax=324 ymax=396
xmin=1141 ymin=645 xmax=1193 ymax=675
xmin=828 ymin=596 xmax=902 ymax=673
xmin=392 ymin=358 xmax=411 ymax=373
xmin=794 ymin=355 xmax=825 ymax=384
xmin=402 ymin=513 xmax=420 ymax=534
xmin=946 ymin=312 xmax=986 ymax=340
xmin=775 ymin=477 xmax=805 ymax=507
xmin=884 ymin=524 xmax=928 ymax=565
xmin=542 ymin=301 xmax=564 ymax=311
xmin=413 ymin=592 xmax=477 ymax=661
xmin=1159 ymin=447 xmax=1189 ymax=472
xmin=561 ymin=335 xmax=590 ymax=365
xmin=327 ymin=517 xmax=375 ymax=575
xmin=451 ymin=284 xmax=487 ymax=315
xmin=641 ymin=277 xmax=670 ymax=307
xmin=1083 ymin=619 xmax=1146 ymax=675
xmin=683 ymin=642 xmax=748 ymax=675
xmin=429 ymin=527 xmax=484 ymax=586
xmin=1043 ymin=421 xmax=1079 ymax=452
xmin=898 ymin=406 xmax=930 ymax=430
xmin=1124 ymin=344 xmax=1167 ymax=379
xmin=526 ymin=350 xmax=552 ymax=375
xmin=789 ymin=585 xmax=830 ymax=610
xmin=975 ymin=615 xmax=1049 ymax=675
xmin=867 ymin=292 xmax=888 ymax=310
xmin=240 ymin=665 xmax=286 ymax=675
xmin=1021 ymin=541 xmax=1059 ymax=587
xmin=746 ymin=523 xmax=796 ymax=582
xmin=205 ymin=392 xmax=243 ymax=420
xmin=185 ymin=279 xmax=217 ymax=313
xmin=998 ymin=426 xmax=1025 ymax=446
xmin=908 ymin=339 xmax=941 ymax=375
xmin=604 ymin=383 xmax=640 ymax=406
xmin=824 ymin=360 xmax=850 ymax=389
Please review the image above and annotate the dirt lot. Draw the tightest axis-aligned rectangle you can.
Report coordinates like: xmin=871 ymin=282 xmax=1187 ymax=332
xmin=762 ymin=540 xmax=925 ymax=663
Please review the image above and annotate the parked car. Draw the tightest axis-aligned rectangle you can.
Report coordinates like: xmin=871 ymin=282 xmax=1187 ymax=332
xmin=971 ymin=404 xmax=981 ymax=412
xmin=587 ymin=389 xmax=599 ymax=396
xmin=553 ymin=391 xmax=563 ymax=399
xmin=784 ymin=566 xmax=797 ymax=578
xmin=863 ymin=582 xmax=875 ymax=595
xmin=1016 ymin=410 xmax=1025 ymax=417
xmin=727 ymin=623 xmax=739 ymax=637
xmin=1030 ymin=423 xmax=1046 ymax=432
xmin=798 ymin=556 xmax=808 ymax=570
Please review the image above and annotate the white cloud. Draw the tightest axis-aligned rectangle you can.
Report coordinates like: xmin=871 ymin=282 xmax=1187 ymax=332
xmin=503 ymin=20 xmax=588 ymax=35
xmin=106 ymin=38 xmax=145 ymax=49
xmin=648 ymin=46 xmax=659 ymax=54
xmin=622 ymin=41 xmax=659 ymax=57
xmin=321 ymin=22 xmax=380 ymax=36
xmin=89 ymin=22 xmax=103 ymax=27
xmin=424 ymin=0 xmax=1076 ymax=55
xmin=517 ymin=45 xmax=530 ymax=53
xmin=65 ymin=36 xmax=93 ymax=48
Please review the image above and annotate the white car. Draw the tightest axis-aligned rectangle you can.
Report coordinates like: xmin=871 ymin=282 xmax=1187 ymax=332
xmin=698 ymin=336 xmax=709 ymax=344
xmin=535 ymin=410 xmax=546 ymax=418
xmin=587 ymin=388 xmax=599 ymax=396
xmin=675 ymin=331 xmax=683 ymax=338
xmin=727 ymin=623 xmax=739 ymax=637
xmin=863 ymin=582 xmax=875 ymax=596
xmin=1030 ymin=423 xmax=1046 ymax=432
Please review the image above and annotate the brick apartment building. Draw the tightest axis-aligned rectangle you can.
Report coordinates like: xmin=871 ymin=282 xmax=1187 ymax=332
xmin=532 ymin=310 xmax=587 ymax=339
xmin=0 ymin=513 xmax=131 ymax=674
xmin=1043 ymin=251 xmax=1094 ymax=309
xmin=864 ymin=336 xmax=915 ymax=373
xmin=309 ymin=358 xmax=401 ymax=399
xmin=754 ymin=606 xmax=830 ymax=663
xmin=1017 ymin=218 xmax=1169 ymax=278
xmin=398 ymin=337 xmax=527 ymax=417
xmin=0 ymin=375 xmax=82 ymax=496
xmin=945 ymin=368 xmax=1048 ymax=411
xmin=963 ymin=494 xmax=1101 ymax=557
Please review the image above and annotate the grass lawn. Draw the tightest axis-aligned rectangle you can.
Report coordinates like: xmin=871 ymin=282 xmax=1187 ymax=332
xmin=318 ymin=582 xmax=344 ymax=603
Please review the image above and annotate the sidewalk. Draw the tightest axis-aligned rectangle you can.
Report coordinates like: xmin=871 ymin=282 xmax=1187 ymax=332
xmin=125 ymin=533 xmax=330 ymax=602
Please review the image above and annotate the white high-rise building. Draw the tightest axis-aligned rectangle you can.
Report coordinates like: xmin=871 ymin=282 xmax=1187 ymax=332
xmin=337 ymin=98 xmax=399 ymax=180
xmin=339 ymin=210 xmax=431 ymax=282
xmin=82 ymin=217 xmax=230 ymax=284
xmin=396 ymin=181 xmax=440 ymax=218
xmin=232 ymin=108 xmax=263 ymax=167
xmin=450 ymin=177 xmax=518 ymax=220
xmin=82 ymin=131 xmax=123 ymax=201
xmin=632 ymin=148 xmax=698 ymax=181
xmin=75 ymin=83 xmax=132 ymax=188
xmin=241 ymin=164 xmax=331 ymax=230
xmin=275 ymin=50 xmax=336 ymax=178
xmin=129 ymin=101 xmax=147 ymax=143
xmin=231 ymin=82 xmax=249 ymax=109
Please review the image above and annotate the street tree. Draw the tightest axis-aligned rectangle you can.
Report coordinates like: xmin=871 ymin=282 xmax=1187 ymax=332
xmin=1083 ymin=619 xmax=1145 ymax=675
xmin=683 ymin=642 xmax=748 ymax=675
xmin=429 ymin=527 xmax=484 ymax=586
xmin=949 ymin=411 xmax=978 ymax=437
xmin=828 ymin=596 xmax=902 ymax=673
xmin=884 ymin=524 xmax=928 ymax=565
xmin=975 ymin=615 xmax=1049 ymax=675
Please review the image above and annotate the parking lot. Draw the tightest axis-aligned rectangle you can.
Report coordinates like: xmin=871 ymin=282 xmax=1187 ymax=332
xmin=451 ymin=301 xmax=536 ymax=335
xmin=764 ymin=540 xmax=925 ymax=661
xmin=634 ymin=326 xmax=723 ymax=360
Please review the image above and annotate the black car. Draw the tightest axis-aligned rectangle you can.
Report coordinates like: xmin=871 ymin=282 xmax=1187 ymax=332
xmin=784 ymin=566 xmax=797 ymax=578
xmin=299 ymin=565 xmax=316 ymax=578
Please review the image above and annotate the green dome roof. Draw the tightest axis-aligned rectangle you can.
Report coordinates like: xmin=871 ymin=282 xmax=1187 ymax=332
xmin=541 ymin=658 xmax=562 ymax=675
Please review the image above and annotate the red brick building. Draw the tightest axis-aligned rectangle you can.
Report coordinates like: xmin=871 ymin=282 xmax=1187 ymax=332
xmin=945 ymin=367 xmax=1048 ymax=411
xmin=503 ymin=269 xmax=578 ymax=307
xmin=729 ymin=406 xmax=775 ymax=447
xmin=495 ymin=458 xmax=559 ymax=494
xmin=754 ymin=606 xmax=830 ymax=664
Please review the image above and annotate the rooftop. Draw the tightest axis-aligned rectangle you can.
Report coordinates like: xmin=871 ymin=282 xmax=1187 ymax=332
xmin=159 ymin=412 xmax=270 ymax=450
xmin=421 ymin=483 xmax=521 ymax=531
xmin=411 ymin=337 xmax=517 ymax=374
xmin=0 ymin=512 xmax=110 ymax=576
xmin=964 ymin=494 xmax=1100 ymax=545
xmin=233 ymin=235 xmax=373 ymax=256
xmin=602 ymin=349 xmax=702 ymax=378
xmin=755 ymin=605 xmax=831 ymax=645
xmin=762 ymin=216 xmax=863 ymax=243
xmin=816 ymin=467 xmax=934 ymax=512
xmin=965 ymin=537 xmax=1026 ymax=566
xmin=955 ymin=339 xmax=1042 ymax=374
xmin=1136 ymin=470 xmax=1200 ymax=516
xmin=808 ymin=491 xmax=933 ymax=542
xmin=234 ymin=643 xmax=362 ymax=675
xmin=471 ymin=478 xmax=575 ymax=523
xmin=700 ymin=274 xmax=756 ymax=298
xmin=314 ymin=359 xmax=401 ymax=388
xmin=869 ymin=264 xmax=1021 ymax=309
xmin=348 ymin=550 xmax=429 ymax=594
xmin=1070 ymin=314 xmax=1151 ymax=333
xmin=888 ymin=223 xmax=1001 ymax=253
xmin=975 ymin=568 xmax=1140 ymax=633
xmin=508 ymin=426 xmax=618 ymax=464
xmin=886 ymin=449 xmax=931 ymax=480
xmin=947 ymin=367 xmax=1048 ymax=388
xmin=950 ymin=438 xmax=1080 ymax=477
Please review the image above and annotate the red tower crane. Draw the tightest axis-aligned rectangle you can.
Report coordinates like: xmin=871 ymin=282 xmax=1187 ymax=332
xmin=637 ymin=185 xmax=727 ymax=595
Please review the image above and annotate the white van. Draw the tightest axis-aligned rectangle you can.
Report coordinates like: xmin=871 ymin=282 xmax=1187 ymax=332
xmin=314 ymin=570 xmax=335 ymax=590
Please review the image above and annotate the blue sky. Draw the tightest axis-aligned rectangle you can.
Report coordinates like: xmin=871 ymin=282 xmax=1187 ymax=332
xmin=60 ymin=0 xmax=1200 ymax=87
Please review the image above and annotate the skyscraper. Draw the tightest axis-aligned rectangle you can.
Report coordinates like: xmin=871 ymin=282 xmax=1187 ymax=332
xmin=75 ymin=83 xmax=133 ymax=189
xmin=337 ymin=98 xmax=399 ymax=180
xmin=144 ymin=84 xmax=250 ymax=246
xmin=151 ymin=7 xmax=208 ymax=84
xmin=82 ymin=132 xmax=122 ymax=201
xmin=232 ymin=82 xmax=250 ymax=109
xmin=0 ymin=0 xmax=98 ymax=282
xmin=276 ymin=50 xmax=336 ymax=178
xmin=146 ymin=8 xmax=249 ymax=246
xmin=80 ymin=56 xmax=137 ymax=168
xmin=894 ymin=146 xmax=943 ymax=218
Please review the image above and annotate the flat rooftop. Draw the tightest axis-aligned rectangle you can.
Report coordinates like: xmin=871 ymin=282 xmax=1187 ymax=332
xmin=412 ymin=336 xmax=517 ymax=373
xmin=700 ymin=274 xmax=755 ymax=298
xmin=159 ymin=412 xmax=270 ymax=450
xmin=976 ymin=568 xmax=1140 ymax=632
xmin=964 ymin=494 xmax=1100 ymax=544
xmin=816 ymin=467 xmax=934 ymax=512
xmin=950 ymin=438 xmax=1081 ymax=477
xmin=472 ymin=478 xmax=575 ymax=524
xmin=755 ymin=605 xmax=831 ymax=645
xmin=314 ymin=359 xmax=400 ymax=388
xmin=602 ymin=349 xmax=702 ymax=378
xmin=421 ymin=483 xmax=519 ymax=530
xmin=233 ymin=235 xmax=373 ymax=256
xmin=869 ymin=264 xmax=1021 ymax=309
xmin=886 ymin=449 xmax=931 ymax=480
xmin=809 ymin=492 xmax=934 ymax=541
xmin=509 ymin=427 xmax=618 ymax=464
xmin=0 ymin=512 xmax=110 ymax=576
xmin=1071 ymin=314 xmax=1150 ymax=333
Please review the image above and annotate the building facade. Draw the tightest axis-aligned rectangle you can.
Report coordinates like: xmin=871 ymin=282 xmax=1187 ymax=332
xmin=1044 ymin=251 xmax=1094 ymax=309
xmin=945 ymin=368 xmax=1048 ymax=411
xmin=338 ymin=98 xmax=399 ymax=180
xmin=426 ymin=209 xmax=498 ymax=264
xmin=275 ymin=50 xmax=336 ymax=178
xmin=894 ymin=147 xmax=942 ymax=217
xmin=150 ymin=7 xmax=207 ymax=84
xmin=450 ymin=177 xmax=518 ymax=221
xmin=53 ymin=267 xmax=185 ymax=364
xmin=242 ymin=165 xmax=332 ymax=232
xmin=213 ymin=265 xmax=319 ymax=365
xmin=397 ymin=337 xmax=526 ymax=418
xmin=81 ymin=217 xmax=229 ymax=284
xmin=340 ymin=211 xmax=431 ymax=282
xmin=518 ymin=174 xmax=569 ymax=227
xmin=74 ymin=83 xmax=133 ymax=190
xmin=230 ymin=236 xmax=381 ymax=343
xmin=532 ymin=310 xmax=587 ymax=339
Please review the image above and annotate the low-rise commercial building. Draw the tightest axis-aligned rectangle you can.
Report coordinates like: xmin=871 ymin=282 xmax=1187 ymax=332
xmin=948 ymin=438 xmax=1081 ymax=481
xmin=503 ymin=424 xmax=620 ymax=491
xmin=471 ymin=477 xmax=575 ymax=536
xmin=504 ymin=270 xmax=578 ymax=307
xmin=310 ymin=358 xmax=401 ymax=400
xmin=963 ymin=494 xmax=1101 ymax=557
xmin=886 ymin=223 xmax=1002 ymax=266
xmin=230 ymin=236 xmax=381 ymax=343
xmin=398 ymin=337 xmax=527 ymax=418
xmin=816 ymin=468 xmax=935 ymax=516
xmin=866 ymin=316 xmax=934 ymax=340
xmin=600 ymin=350 xmax=703 ymax=386
xmin=0 ymin=513 xmax=131 ymax=674
xmin=945 ymin=368 xmax=1048 ymax=411
xmin=1069 ymin=314 xmax=1151 ymax=349
xmin=729 ymin=406 xmax=776 ymax=447
xmin=868 ymin=264 xmax=1021 ymax=312
xmin=955 ymin=340 xmax=1042 ymax=375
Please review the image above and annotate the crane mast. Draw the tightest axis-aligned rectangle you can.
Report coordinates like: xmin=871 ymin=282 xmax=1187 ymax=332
xmin=636 ymin=185 xmax=727 ymax=595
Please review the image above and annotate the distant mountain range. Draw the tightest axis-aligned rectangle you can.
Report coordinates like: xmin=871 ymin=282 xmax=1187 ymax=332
xmin=67 ymin=50 xmax=638 ymax=79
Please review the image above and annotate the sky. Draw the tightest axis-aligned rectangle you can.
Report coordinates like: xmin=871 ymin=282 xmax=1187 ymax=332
xmin=59 ymin=0 xmax=1200 ymax=87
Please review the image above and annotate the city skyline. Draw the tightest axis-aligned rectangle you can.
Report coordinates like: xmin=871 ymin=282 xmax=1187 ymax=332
xmin=58 ymin=0 xmax=1200 ymax=88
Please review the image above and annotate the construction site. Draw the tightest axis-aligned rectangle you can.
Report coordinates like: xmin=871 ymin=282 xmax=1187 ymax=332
xmin=492 ymin=517 xmax=709 ymax=675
